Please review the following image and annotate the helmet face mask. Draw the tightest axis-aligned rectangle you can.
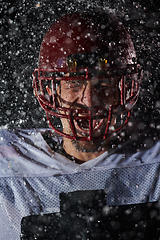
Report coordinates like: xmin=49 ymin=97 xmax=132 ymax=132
xmin=33 ymin=12 xmax=142 ymax=141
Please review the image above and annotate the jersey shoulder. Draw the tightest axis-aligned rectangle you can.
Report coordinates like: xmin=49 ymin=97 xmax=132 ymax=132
xmin=0 ymin=128 xmax=64 ymax=177
xmin=114 ymin=126 xmax=160 ymax=165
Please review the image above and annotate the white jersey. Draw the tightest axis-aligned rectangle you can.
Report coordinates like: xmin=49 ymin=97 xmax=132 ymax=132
xmin=0 ymin=128 xmax=160 ymax=239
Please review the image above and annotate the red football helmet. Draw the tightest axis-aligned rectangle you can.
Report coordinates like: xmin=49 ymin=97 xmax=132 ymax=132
xmin=33 ymin=11 xmax=142 ymax=141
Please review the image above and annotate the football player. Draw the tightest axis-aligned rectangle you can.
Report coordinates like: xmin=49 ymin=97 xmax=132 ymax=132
xmin=0 ymin=10 xmax=160 ymax=240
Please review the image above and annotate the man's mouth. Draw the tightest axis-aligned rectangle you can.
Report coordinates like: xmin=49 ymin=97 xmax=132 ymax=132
xmin=75 ymin=117 xmax=104 ymax=133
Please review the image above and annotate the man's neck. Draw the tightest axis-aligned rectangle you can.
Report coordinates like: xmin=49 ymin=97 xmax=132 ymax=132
xmin=63 ymin=137 xmax=110 ymax=162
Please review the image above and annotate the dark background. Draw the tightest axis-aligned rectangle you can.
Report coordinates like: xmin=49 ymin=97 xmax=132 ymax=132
xmin=1 ymin=0 xmax=160 ymax=129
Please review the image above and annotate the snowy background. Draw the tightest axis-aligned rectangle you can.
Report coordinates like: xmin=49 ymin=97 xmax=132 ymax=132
xmin=1 ymin=0 xmax=160 ymax=129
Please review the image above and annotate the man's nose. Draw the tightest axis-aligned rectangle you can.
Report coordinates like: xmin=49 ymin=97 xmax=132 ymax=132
xmin=80 ymin=81 xmax=98 ymax=108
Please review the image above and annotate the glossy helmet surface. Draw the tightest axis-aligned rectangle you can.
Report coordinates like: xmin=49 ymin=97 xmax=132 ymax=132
xmin=33 ymin=11 xmax=142 ymax=141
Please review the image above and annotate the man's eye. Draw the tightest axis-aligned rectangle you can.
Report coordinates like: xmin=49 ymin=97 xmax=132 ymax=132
xmin=99 ymin=79 xmax=117 ymax=89
xmin=101 ymin=82 xmax=109 ymax=87
xmin=99 ymin=82 xmax=111 ymax=89
xmin=67 ymin=81 xmax=83 ymax=88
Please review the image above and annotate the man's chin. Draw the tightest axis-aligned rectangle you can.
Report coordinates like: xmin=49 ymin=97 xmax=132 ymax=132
xmin=70 ymin=137 xmax=108 ymax=153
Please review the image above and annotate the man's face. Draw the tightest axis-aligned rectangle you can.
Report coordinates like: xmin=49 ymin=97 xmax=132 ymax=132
xmin=57 ymin=75 xmax=119 ymax=151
